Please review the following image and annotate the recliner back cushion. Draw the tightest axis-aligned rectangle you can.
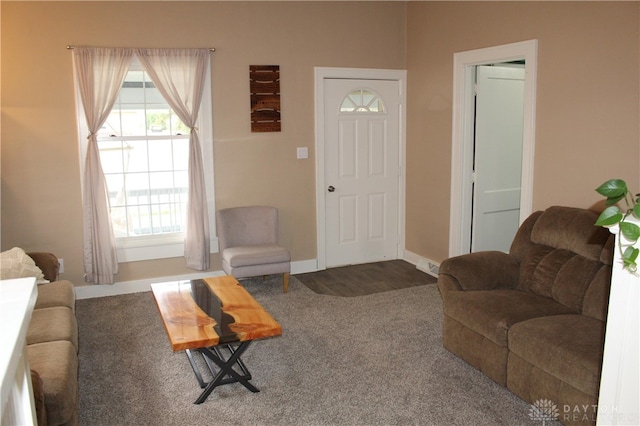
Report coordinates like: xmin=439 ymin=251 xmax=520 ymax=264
xmin=581 ymin=264 xmax=612 ymax=321
xmin=519 ymin=246 xmax=605 ymax=313
xmin=517 ymin=206 xmax=613 ymax=319
xmin=529 ymin=206 xmax=611 ymax=262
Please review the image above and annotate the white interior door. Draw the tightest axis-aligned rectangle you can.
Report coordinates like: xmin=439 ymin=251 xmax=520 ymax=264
xmin=449 ymin=40 xmax=537 ymax=259
xmin=472 ymin=65 xmax=525 ymax=252
xmin=323 ymin=79 xmax=401 ymax=267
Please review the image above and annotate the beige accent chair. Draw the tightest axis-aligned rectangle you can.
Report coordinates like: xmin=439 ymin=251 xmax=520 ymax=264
xmin=216 ymin=206 xmax=291 ymax=292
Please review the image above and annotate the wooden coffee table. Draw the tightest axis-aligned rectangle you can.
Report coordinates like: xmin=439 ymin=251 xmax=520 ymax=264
xmin=151 ymin=275 xmax=282 ymax=404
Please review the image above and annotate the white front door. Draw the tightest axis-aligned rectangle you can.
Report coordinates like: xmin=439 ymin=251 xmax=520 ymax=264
xmin=323 ymin=78 xmax=401 ymax=267
xmin=472 ymin=65 xmax=525 ymax=252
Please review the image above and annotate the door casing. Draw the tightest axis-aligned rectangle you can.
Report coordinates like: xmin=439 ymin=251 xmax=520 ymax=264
xmin=449 ymin=40 xmax=538 ymax=257
xmin=315 ymin=67 xmax=407 ymax=271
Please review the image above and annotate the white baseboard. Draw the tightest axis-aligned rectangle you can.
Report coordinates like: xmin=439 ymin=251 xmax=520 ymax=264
xmin=74 ymin=256 xmax=438 ymax=300
xmin=75 ymin=259 xmax=320 ymax=300
xmin=290 ymin=258 xmax=318 ymax=275
xmin=403 ymin=250 xmax=440 ymax=278
xmin=74 ymin=270 xmax=226 ymax=300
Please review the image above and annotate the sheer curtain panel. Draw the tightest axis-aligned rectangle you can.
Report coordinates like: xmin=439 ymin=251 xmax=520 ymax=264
xmin=73 ymin=47 xmax=133 ymax=284
xmin=135 ymin=48 xmax=211 ymax=270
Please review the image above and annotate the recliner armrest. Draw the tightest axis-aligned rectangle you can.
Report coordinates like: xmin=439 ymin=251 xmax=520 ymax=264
xmin=27 ymin=252 xmax=60 ymax=282
xmin=438 ymin=251 xmax=519 ymax=293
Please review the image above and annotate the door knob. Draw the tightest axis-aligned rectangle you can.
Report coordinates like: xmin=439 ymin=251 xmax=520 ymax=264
xmin=328 ymin=185 xmax=335 ymax=192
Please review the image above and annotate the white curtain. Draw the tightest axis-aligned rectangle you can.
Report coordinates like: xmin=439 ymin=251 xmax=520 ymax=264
xmin=73 ymin=47 xmax=133 ymax=284
xmin=136 ymin=48 xmax=211 ymax=270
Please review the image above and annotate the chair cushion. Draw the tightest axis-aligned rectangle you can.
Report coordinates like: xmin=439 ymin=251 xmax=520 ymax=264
xmin=27 ymin=341 xmax=78 ymax=426
xmin=222 ymin=244 xmax=291 ymax=268
xmin=28 ymin=306 xmax=78 ymax=351
xmin=35 ymin=280 xmax=76 ymax=312
xmin=508 ymin=314 xmax=605 ymax=396
xmin=444 ymin=289 xmax=574 ymax=346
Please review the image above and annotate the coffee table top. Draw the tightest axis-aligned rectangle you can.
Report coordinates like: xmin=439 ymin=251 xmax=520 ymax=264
xmin=151 ymin=275 xmax=282 ymax=352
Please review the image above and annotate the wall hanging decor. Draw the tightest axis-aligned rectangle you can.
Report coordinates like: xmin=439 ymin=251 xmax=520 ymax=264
xmin=250 ymin=65 xmax=281 ymax=132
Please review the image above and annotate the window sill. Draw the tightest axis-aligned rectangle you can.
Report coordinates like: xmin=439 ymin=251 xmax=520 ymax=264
xmin=116 ymin=236 xmax=219 ymax=263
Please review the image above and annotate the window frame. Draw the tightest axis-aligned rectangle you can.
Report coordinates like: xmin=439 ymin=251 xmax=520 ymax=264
xmin=74 ymin=55 xmax=217 ymax=263
xmin=339 ymin=88 xmax=386 ymax=113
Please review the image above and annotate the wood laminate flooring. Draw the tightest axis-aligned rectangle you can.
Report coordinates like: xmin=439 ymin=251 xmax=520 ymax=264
xmin=294 ymin=260 xmax=437 ymax=297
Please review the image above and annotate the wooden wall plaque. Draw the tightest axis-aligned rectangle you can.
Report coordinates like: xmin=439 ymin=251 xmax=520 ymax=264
xmin=250 ymin=65 xmax=281 ymax=132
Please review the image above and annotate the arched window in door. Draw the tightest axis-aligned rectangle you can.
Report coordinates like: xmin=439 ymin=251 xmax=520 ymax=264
xmin=339 ymin=88 xmax=385 ymax=113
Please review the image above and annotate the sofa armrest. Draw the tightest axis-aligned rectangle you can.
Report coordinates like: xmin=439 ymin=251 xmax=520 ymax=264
xmin=438 ymin=251 xmax=520 ymax=293
xmin=27 ymin=252 xmax=60 ymax=282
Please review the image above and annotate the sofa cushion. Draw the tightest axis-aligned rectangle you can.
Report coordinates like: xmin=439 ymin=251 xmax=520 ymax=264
xmin=222 ymin=244 xmax=291 ymax=267
xmin=518 ymin=245 xmax=606 ymax=313
xmin=28 ymin=306 xmax=78 ymax=351
xmin=444 ymin=289 xmax=574 ymax=346
xmin=27 ymin=341 xmax=78 ymax=426
xmin=581 ymin=265 xmax=612 ymax=321
xmin=35 ymin=280 xmax=76 ymax=313
xmin=508 ymin=314 xmax=605 ymax=396
xmin=529 ymin=206 xmax=611 ymax=263
xmin=31 ymin=369 xmax=47 ymax=426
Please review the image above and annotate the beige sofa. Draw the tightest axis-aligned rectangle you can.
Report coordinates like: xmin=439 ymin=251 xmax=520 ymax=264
xmin=437 ymin=206 xmax=613 ymax=425
xmin=27 ymin=252 xmax=78 ymax=426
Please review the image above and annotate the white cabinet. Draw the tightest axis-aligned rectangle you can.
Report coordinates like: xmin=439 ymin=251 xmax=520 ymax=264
xmin=598 ymin=221 xmax=640 ymax=425
xmin=1 ymin=277 xmax=37 ymax=426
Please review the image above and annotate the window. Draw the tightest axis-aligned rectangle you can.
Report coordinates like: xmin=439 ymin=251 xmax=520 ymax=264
xmin=339 ymin=88 xmax=385 ymax=113
xmin=76 ymin=57 xmax=215 ymax=262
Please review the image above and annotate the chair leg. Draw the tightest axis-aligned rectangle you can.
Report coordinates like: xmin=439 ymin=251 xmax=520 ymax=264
xmin=283 ymin=272 xmax=289 ymax=293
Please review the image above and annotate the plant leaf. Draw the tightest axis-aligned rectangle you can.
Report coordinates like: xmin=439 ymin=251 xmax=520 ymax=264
xmin=622 ymin=246 xmax=639 ymax=272
xmin=633 ymin=202 xmax=640 ymax=219
xmin=595 ymin=206 xmax=622 ymax=226
xmin=596 ymin=179 xmax=628 ymax=198
xmin=620 ymin=221 xmax=640 ymax=242
xmin=605 ymin=193 xmax=626 ymax=206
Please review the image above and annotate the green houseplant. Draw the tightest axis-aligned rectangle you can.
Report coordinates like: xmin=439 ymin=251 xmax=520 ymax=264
xmin=595 ymin=179 xmax=640 ymax=272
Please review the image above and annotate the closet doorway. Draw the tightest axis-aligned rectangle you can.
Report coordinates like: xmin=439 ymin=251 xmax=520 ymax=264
xmin=449 ymin=40 xmax=538 ymax=257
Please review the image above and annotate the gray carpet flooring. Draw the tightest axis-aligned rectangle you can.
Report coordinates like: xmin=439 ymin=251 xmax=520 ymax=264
xmin=77 ymin=275 xmax=546 ymax=425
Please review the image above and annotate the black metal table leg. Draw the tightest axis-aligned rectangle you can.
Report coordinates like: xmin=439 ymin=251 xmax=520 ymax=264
xmin=193 ymin=341 xmax=259 ymax=404
xmin=185 ymin=349 xmax=207 ymax=389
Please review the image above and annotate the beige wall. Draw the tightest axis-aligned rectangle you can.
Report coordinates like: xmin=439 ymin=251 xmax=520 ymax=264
xmin=0 ymin=1 xmax=406 ymax=285
xmin=2 ymin=1 xmax=639 ymax=285
xmin=406 ymin=1 xmax=640 ymax=263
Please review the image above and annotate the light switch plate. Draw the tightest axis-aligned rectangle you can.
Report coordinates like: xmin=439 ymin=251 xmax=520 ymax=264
xmin=296 ymin=147 xmax=308 ymax=159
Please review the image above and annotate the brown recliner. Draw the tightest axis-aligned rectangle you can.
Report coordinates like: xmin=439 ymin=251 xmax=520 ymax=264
xmin=438 ymin=206 xmax=614 ymax=426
